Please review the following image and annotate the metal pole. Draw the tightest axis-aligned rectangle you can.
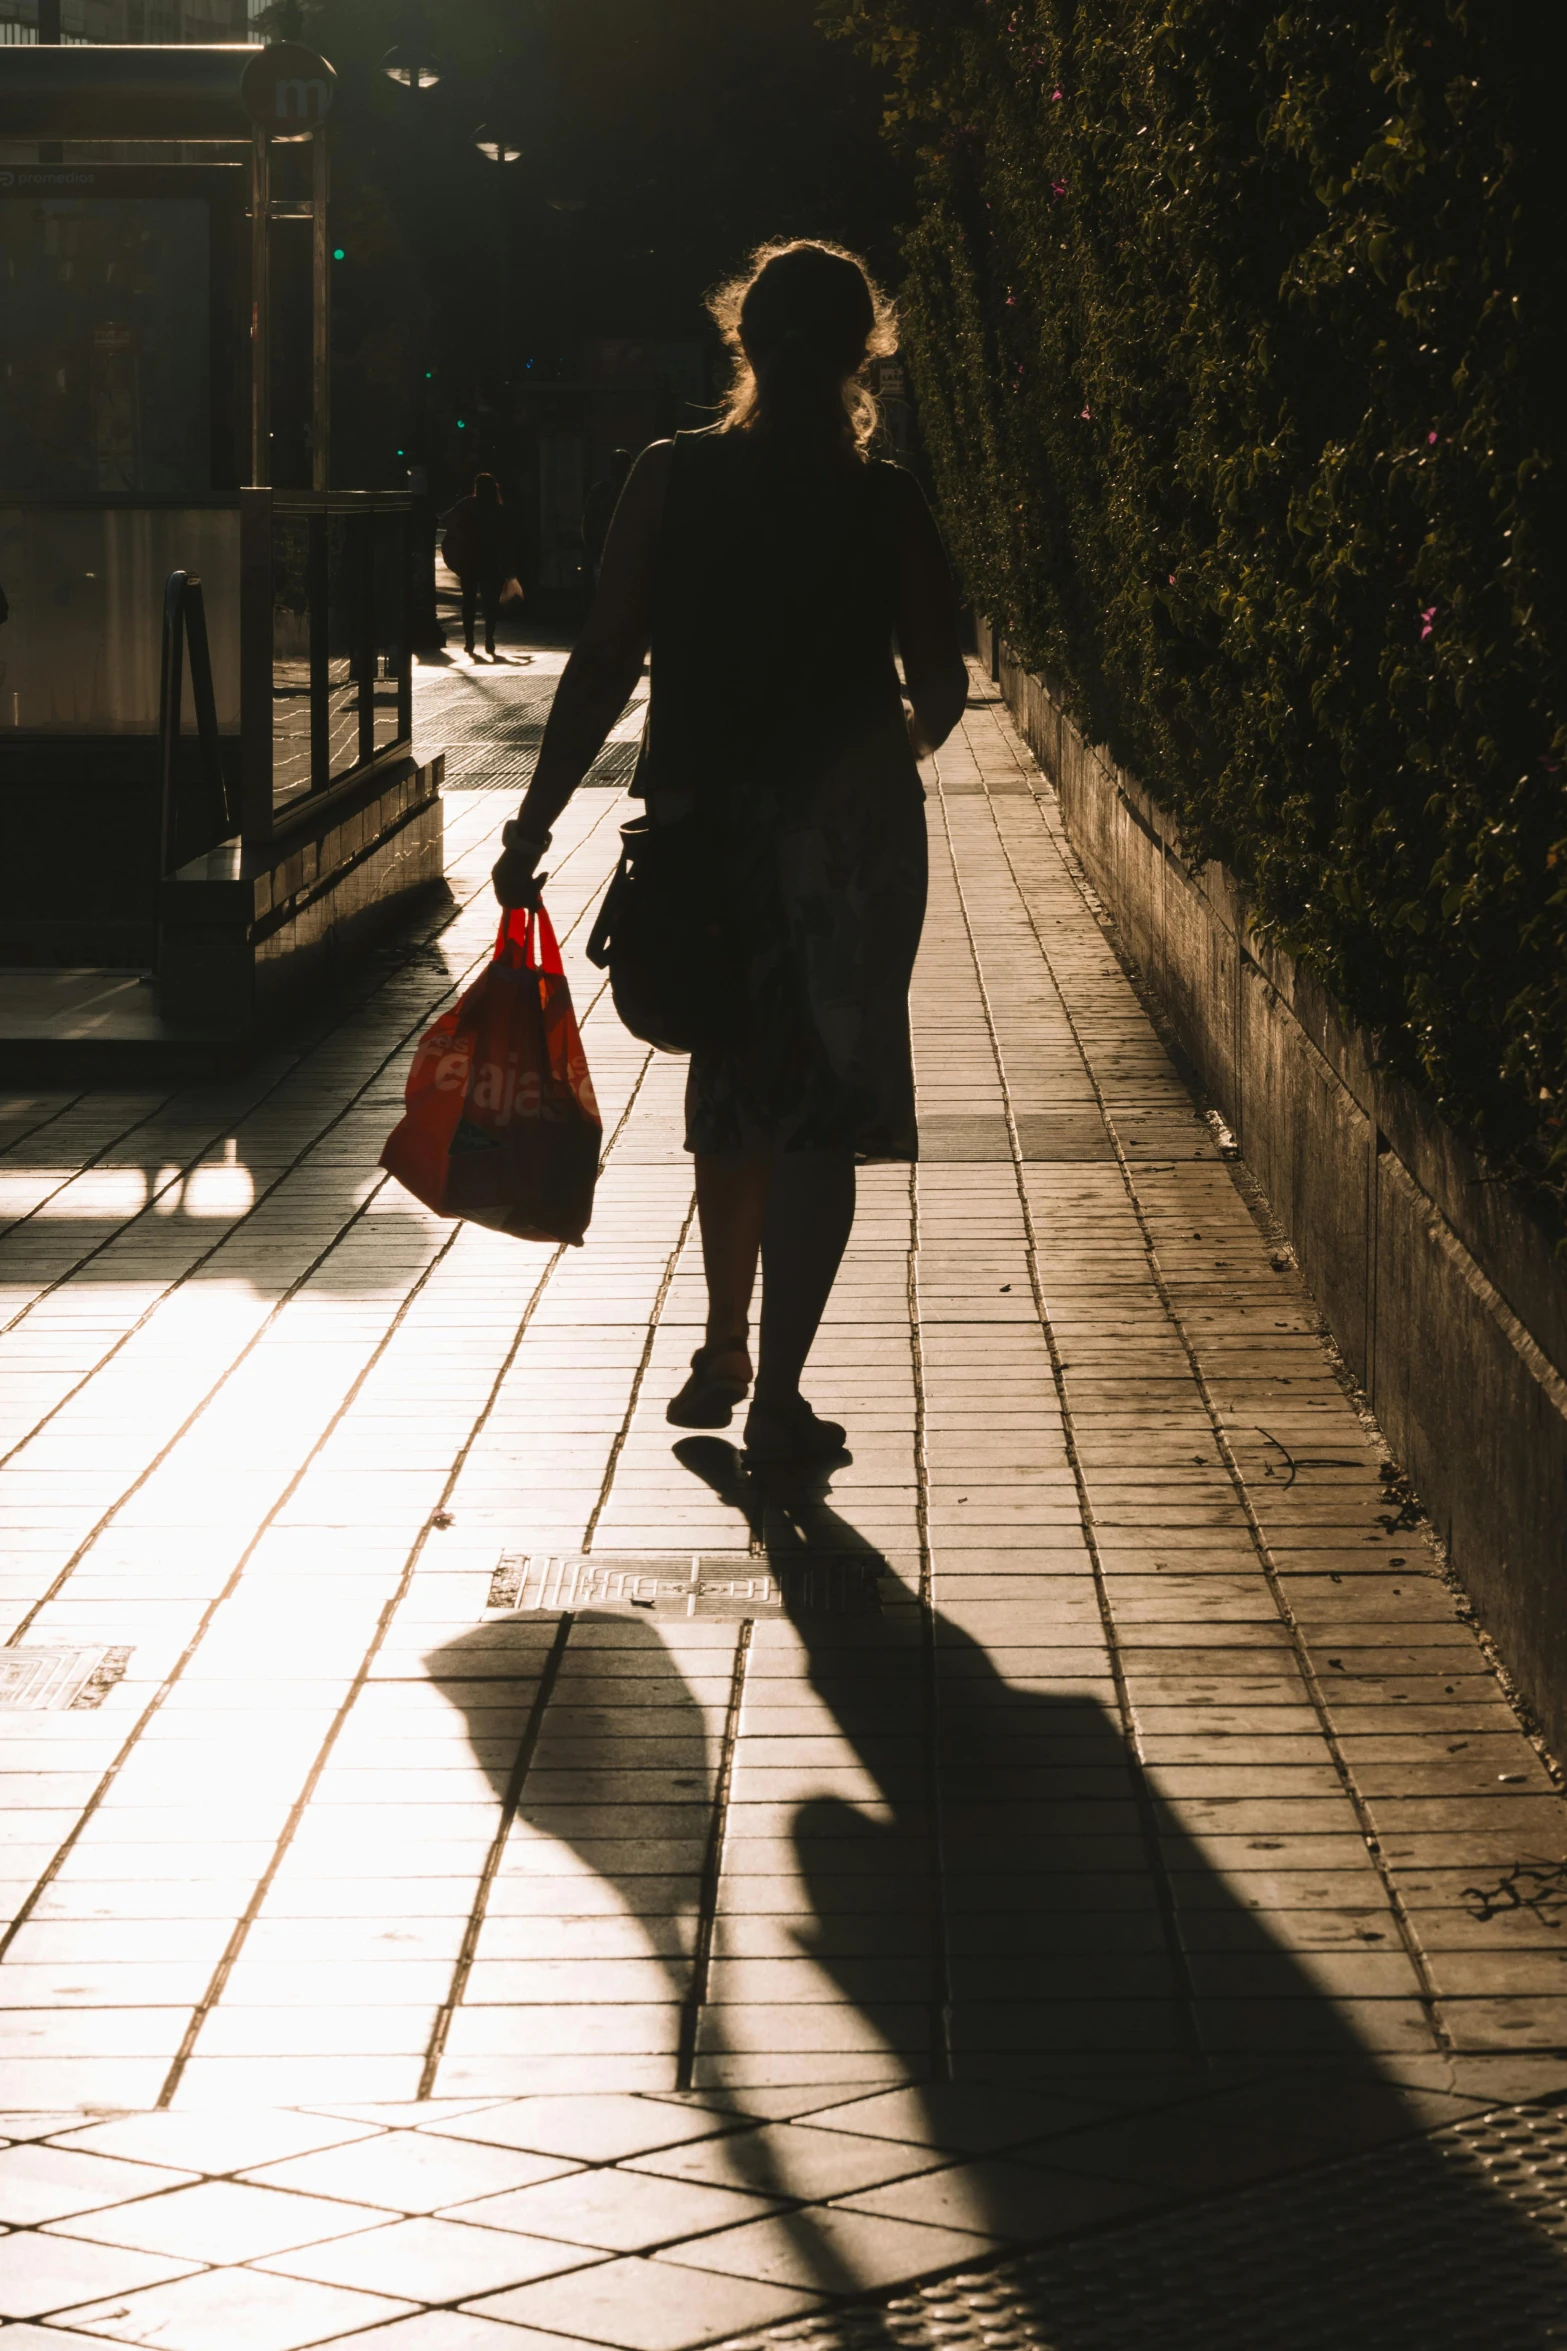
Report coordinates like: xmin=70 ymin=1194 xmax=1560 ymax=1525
xmin=311 ymin=125 xmax=330 ymax=491
xmin=357 ymin=514 xmax=377 ymax=768
xmin=308 ymin=506 xmax=330 ymax=790
xmin=158 ymin=571 xmax=187 ymax=886
xmin=182 ymin=577 xmax=232 ymax=833
xmin=239 ymin=488 xmax=275 ymax=845
xmin=250 ymin=125 xmax=271 ymax=487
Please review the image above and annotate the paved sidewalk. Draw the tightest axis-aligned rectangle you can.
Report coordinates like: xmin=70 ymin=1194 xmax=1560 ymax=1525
xmin=0 ymin=653 xmax=1562 ymax=2345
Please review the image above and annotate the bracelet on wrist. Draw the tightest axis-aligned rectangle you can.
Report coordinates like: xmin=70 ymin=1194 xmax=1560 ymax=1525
xmin=502 ymin=820 xmax=551 ymax=857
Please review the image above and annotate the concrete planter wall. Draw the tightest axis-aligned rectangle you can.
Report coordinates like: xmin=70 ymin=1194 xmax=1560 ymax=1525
xmin=977 ymin=619 xmax=1567 ymax=1757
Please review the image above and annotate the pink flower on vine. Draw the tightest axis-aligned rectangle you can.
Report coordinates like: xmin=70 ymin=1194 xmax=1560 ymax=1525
xmin=1420 ymin=606 xmax=1438 ymax=640
xmin=1427 ymin=430 xmax=1439 ymax=445
xmin=1052 ymin=87 xmax=1063 ymax=101
xmin=1080 ymin=406 xmax=1092 ymax=421
xmin=1051 ymin=178 xmax=1068 ymax=200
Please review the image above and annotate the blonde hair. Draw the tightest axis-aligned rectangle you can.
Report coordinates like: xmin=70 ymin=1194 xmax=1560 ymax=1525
xmin=707 ymin=239 xmax=899 ymax=456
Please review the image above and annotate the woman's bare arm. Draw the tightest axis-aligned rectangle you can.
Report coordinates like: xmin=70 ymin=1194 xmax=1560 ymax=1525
xmin=895 ymin=477 xmax=969 ymax=756
xmin=492 ymin=440 xmax=672 ymax=904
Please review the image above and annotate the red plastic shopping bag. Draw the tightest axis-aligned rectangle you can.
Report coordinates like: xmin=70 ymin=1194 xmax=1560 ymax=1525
xmin=380 ymin=901 xmax=602 ymax=1245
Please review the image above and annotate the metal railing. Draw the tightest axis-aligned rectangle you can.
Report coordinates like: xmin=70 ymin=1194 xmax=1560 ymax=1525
xmin=158 ymin=564 xmax=233 ymax=881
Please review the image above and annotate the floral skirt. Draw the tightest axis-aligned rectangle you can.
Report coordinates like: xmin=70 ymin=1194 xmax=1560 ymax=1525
xmin=680 ymin=717 xmax=927 ymax=1162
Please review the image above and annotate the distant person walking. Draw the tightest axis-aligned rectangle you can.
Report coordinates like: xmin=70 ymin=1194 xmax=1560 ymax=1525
xmin=441 ymin=472 xmax=521 ymax=661
xmin=492 ymin=240 xmax=966 ymax=1462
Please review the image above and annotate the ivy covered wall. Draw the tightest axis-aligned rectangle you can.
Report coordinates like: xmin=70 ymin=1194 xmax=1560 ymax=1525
xmin=828 ymin=0 xmax=1564 ymax=1206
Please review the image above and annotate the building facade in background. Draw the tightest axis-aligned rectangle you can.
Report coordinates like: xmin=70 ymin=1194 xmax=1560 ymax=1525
xmin=0 ymin=0 xmax=253 ymax=42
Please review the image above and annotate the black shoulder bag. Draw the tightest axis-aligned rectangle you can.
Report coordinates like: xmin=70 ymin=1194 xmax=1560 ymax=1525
xmin=585 ymin=808 xmax=740 ymax=1056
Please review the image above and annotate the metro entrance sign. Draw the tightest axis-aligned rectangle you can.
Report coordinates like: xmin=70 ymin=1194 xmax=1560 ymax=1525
xmin=240 ymin=41 xmax=336 ymax=132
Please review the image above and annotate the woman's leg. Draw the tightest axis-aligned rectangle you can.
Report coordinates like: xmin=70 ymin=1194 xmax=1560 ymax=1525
xmin=480 ymin=576 xmax=500 ymax=657
xmin=692 ymin=1152 xmax=770 ymax=1373
xmin=461 ymin=580 xmax=478 ymax=654
xmin=753 ymin=1149 xmax=856 ymax=1407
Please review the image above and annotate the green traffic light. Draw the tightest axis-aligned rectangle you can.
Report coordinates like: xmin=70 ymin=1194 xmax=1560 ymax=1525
xmin=333 ymin=246 xmax=345 ymax=261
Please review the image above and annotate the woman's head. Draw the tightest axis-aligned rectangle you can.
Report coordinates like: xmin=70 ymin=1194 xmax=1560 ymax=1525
xmin=708 ymin=240 xmax=897 ymax=455
xmin=474 ymin=472 xmax=502 ymax=507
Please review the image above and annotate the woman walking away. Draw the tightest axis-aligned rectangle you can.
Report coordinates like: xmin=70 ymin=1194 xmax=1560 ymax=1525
xmin=491 ymin=239 xmax=967 ymax=1462
xmin=442 ymin=471 xmax=521 ymax=660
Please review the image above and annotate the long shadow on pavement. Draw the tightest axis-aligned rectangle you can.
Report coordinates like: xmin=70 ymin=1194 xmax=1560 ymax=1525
xmin=427 ymin=1440 xmax=1567 ymax=2340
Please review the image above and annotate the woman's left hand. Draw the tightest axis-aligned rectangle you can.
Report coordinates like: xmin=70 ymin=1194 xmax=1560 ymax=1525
xmin=491 ymin=822 xmax=548 ymax=909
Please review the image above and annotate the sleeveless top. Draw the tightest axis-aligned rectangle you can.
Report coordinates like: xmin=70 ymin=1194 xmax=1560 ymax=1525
xmin=637 ymin=430 xmax=933 ymax=1162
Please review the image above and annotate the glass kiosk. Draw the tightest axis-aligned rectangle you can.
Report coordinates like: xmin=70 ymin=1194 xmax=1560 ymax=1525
xmin=0 ymin=45 xmax=444 ymax=1066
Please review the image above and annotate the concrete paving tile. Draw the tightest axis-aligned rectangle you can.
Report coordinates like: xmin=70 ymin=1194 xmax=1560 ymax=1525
xmin=429 ymin=2097 xmax=734 ymax=2162
xmin=655 ymin=2201 xmax=998 ymax=2289
xmin=0 ymin=2058 xmax=171 ymax=2107
xmin=259 ymin=2215 xmax=602 ymax=2301
xmin=0 ymin=2231 xmax=198 ymax=2322
xmin=466 ymin=2254 xmax=823 ymax=2348
xmin=329 ymin=2318 xmax=609 ymax=2351
xmin=244 ymin=2133 xmax=581 ymax=2215
xmin=53 ymin=2177 xmax=397 ymax=2265
xmin=688 ymin=2053 xmax=914 ymax=2090
xmin=50 ymin=2111 xmax=388 ymax=2173
xmin=0 ymin=2142 xmax=196 ymax=2223
xmin=627 ymin=2120 xmax=952 ymax=2201
xmin=798 ymin=2084 xmax=1109 ymax=2152
xmin=833 ymin=2157 xmax=1153 ymax=2239
xmin=168 ymin=2056 xmax=431 ymax=2105
xmin=58 ymin=2265 xmax=417 ymax=2349
xmin=446 ymin=2163 xmax=783 ymax=2251
xmin=184 ymin=2003 xmax=442 ymax=2059
xmin=1439 ymin=1995 xmax=1567 ymax=2049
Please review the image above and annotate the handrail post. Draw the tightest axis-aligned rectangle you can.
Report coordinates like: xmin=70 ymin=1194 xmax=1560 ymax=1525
xmin=308 ymin=505 xmax=331 ymax=791
xmin=239 ymin=487 xmax=275 ymax=850
xmin=182 ymin=576 xmax=234 ymax=835
xmin=158 ymin=569 xmax=188 ymax=890
xmin=356 ymin=510 xmax=377 ymax=768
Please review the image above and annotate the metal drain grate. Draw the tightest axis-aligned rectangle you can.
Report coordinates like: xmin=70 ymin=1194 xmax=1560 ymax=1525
xmin=583 ymin=737 xmax=643 ymax=786
xmin=0 ymin=1645 xmax=132 ymax=1711
xmin=440 ymin=729 xmax=640 ymax=791
xmin=715 ymin=2098 xmax=1567 ymax=2351
xmin=488 ymin=1552 xmax=885 ymax=1618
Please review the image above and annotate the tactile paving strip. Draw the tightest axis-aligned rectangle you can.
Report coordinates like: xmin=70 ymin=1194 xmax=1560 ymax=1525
xmin=488 ymin=1551 xmax=886 ymax=1618
xmin=716 ymin=2099 xmax=1567 ymax=2351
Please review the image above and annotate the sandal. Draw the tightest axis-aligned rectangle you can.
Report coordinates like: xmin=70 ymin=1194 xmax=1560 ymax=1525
xmin=742 ymin=1395 xmax=848 ymax=1464
xmin=667 ymin=1338 xmax=751 ymax=1430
